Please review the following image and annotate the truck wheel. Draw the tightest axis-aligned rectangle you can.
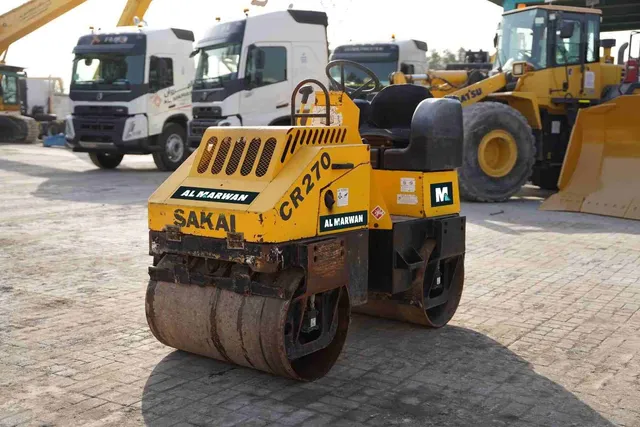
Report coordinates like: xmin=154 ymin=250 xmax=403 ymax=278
xmin=153 ymin=123 xmax=188 ymax=171
xmin=89 ymin=153 xmax=124 ymax=169
xmin=459 ymin=102 xmax=536 ymax=202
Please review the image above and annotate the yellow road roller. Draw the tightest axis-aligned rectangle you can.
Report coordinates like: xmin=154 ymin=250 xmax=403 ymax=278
xmin=145 ymin=61 xmax=466 ymax=381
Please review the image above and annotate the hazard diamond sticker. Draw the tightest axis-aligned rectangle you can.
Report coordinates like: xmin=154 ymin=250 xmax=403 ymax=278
xmin=371 ymin=205 xmax=385 ymax=220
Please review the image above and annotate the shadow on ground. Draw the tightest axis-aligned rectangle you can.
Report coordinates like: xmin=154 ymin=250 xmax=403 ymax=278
xmin=0 ymin=156 xmax=168 ymax=205
xmin=463 ymin=186 xmax=640 ymax=237
xmin=141 ymin=315 xmax=613 ymax=427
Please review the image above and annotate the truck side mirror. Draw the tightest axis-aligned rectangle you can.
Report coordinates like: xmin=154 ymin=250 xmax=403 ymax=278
xmin=559 ymin=21 xmax=575 ymax=39
xmin=493 ymin=34 xmax=498 ymax=48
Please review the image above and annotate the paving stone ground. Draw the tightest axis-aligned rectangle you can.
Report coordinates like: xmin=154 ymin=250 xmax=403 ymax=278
xmin=1 ymin=144 xmax=639 ymax=427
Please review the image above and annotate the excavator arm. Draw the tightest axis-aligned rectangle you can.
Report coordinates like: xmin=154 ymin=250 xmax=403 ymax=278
xmin=0 ymin=0 xmax=88 ymax=62
xmin=0 ymin=0 xmax=155 ymax=64
xmin=117 ymin=0 xmax=154 ymax=26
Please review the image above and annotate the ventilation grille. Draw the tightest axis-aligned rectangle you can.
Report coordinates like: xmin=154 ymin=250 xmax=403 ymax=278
xmin=256 ymin=138 xmax=276 ymax=177
xmin=241 ymin=138 xmax=261 ymax=176
xmin=197 ymin=137 xmax=217 ymax=173
xmin=211 ymin=137 xmax=231 ymax=174
xmin=195 ymin=129 xmax=343 ymax=177
xmin=281 ymin=127 xmax=347 ymax=163
xmin=225 ymin=138 xmax=245 ymax=175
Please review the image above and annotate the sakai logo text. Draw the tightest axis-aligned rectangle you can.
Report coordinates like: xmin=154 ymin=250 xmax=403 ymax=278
xmin=279 ymin=152 xmax=331 ymax=221
xmin=171 ymin=186 xmax=258 ymax=205
xmin=319 ymin=211 xmax=368 ymax=232
xmin=173 ymin=209 xmax=236 ymax=232
xmin=430 ymin=182 xmax=454 ymax=207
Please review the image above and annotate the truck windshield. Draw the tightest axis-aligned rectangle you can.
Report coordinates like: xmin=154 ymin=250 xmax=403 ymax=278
xmin=71 ymin=53 xmax=145 ymax=89
xmin=329 ymin=60 xmax=398 ymax=86
xmin=194 ymin=43 xmax=241 ymax=89
xmin=495 ymin=8 xmax=548 ymax=71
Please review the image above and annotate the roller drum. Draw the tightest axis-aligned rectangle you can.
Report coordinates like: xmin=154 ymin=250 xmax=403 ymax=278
xmin=146 ymin=274 xmax=350 ymax=381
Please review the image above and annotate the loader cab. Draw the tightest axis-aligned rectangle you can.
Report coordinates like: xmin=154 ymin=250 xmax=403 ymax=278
xmin=494 ymin=6 xmax=601 ymax=71
xmin=493 ymin=5 xmax=616 ymax=100
xmin=188 ymin=10 xmax=329 ymax=148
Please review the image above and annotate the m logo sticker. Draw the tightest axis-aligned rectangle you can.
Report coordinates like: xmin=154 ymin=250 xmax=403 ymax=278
xmin=430 ymin=182 xmax=454 ymax=207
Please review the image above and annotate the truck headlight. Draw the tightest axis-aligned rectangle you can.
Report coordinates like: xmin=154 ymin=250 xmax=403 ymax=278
xmin=65 ymin=115 xmax=75 ymax=140
xmin=122 ymin=115 xmax=148 ymax=141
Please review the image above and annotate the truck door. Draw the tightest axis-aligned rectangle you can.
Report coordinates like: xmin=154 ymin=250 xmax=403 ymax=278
xmin=240 ymin=42 xmax=292 ymax=126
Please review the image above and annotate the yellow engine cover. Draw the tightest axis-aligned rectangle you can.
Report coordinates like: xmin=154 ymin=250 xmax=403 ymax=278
xmin=148 ymin=126 xmax=372 ymax=243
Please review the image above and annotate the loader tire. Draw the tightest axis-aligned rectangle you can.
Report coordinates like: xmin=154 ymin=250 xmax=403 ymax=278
xmin=153 ymin=123 xmax=188 ymax=171
xmin=459 ymin=102 xmax=535 ymax=202
xmin=89 ymin=153 xmax=124 ymax=169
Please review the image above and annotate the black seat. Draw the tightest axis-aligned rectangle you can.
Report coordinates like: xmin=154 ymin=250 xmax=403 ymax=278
xmin=353 ymin=98 xmax=371 ymax=126
xmin=383 ymin=97 xmax=463 ymax=172
xmin=359 ymin=84 xmax=433 ymax=147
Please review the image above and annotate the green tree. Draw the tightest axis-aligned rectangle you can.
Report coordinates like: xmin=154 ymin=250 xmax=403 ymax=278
xmin=458 ymin=47 xmax=467 ymax=62
xmin=442 ymin=49 xmax=457 ymax=66
xmin=428 ymin=50 xmax=443 ymax=70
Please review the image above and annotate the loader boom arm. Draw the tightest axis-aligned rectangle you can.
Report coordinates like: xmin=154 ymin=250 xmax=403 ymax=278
xmin=390 ymin=70 xmax=509 ymax=107
xmin=445 ymin=72 xmax=508 ymax=107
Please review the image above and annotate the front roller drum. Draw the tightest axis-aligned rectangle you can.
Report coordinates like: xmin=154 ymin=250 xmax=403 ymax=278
xmin=145 ymin=269 xmax=350 ymax=381
xmin=354 ymin=251 xmax=464 ymax=328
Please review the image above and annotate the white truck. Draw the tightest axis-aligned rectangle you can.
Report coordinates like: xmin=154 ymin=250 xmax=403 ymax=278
xmin=329 ymin=38 xmax=429 ymax=87
xmin=65 ymin=26 xmax=195 ymax=170
xmin=187 ymin=10 xmax=329 ymax=149
xmin=23 ymin=77 xmax=71 ymax=137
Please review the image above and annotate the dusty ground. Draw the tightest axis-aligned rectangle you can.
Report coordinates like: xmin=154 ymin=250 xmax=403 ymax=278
xmin=1 ymin=144 xmax=639 ymax=427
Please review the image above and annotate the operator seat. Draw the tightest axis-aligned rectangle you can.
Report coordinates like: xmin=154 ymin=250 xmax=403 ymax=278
xmin=359 ymin=84 xmax=433 ymax=148
xmin=365 ymin=96 xmax=463 ymax=172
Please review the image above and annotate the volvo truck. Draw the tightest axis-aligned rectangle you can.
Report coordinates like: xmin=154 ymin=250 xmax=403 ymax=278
xmin=65 ymin=26 xmax=195 ymax=170
xmin=329 ymin=38 xmax=429 ymax=87
xmin=187 ymin=10 xmax=329 ymax=149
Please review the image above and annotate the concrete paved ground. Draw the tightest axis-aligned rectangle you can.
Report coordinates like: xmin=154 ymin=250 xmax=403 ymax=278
xmin=1 ymin=144 xmax=639 ymax=427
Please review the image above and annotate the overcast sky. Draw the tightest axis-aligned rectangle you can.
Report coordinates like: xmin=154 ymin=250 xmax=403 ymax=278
xmin=2 ymin=0 xmax=633 ymax=88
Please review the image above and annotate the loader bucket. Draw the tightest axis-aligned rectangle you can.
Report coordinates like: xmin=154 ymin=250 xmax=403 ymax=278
xmin=540 ymin=94 xmax=640 ymax=220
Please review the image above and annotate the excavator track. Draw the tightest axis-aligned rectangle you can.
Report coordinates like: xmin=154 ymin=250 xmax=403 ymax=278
xmin=146 ymin=256 xmax=351 ymax=381
xmin=0 ymin=115 xmax=39 ymax=144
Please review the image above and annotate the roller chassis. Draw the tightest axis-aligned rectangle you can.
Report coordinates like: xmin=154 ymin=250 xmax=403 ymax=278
xmin=146 ymin=62 xmax=467 ymax=381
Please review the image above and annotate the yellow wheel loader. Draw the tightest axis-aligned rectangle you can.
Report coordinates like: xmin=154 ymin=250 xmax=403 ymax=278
xmin=388 ymin=4 xmax=638 ymax=210
xmin=145 ymin=61 xmax=466 ymax=380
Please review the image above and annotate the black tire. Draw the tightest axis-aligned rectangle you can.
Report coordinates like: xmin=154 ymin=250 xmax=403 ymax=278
xmin=89 ymin=152 xmax=124 ymax=169
xmin=459 ymin=102 xmax=536 ymax=202
xmin=152 ymin=123 xmax=188 ymax=171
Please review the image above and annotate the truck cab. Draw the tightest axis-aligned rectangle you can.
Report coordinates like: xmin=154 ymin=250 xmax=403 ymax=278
xmin=187 ymin=10 xmax=328 ymax=150
xmin=329 ymin=39 xmax=429 ymax=88
xmin=65 ymin=26 xmax=196 ymax=170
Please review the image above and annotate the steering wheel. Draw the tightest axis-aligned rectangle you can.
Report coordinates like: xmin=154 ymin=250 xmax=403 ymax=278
xmin=325 ymin=59 xmax=381 ymax=99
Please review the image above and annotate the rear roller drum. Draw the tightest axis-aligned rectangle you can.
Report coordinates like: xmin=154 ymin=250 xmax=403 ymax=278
xmin=145 ymin=268 xmax=350 ymax=381
xmin=354 ymin=249 xmax=464 ymax=328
